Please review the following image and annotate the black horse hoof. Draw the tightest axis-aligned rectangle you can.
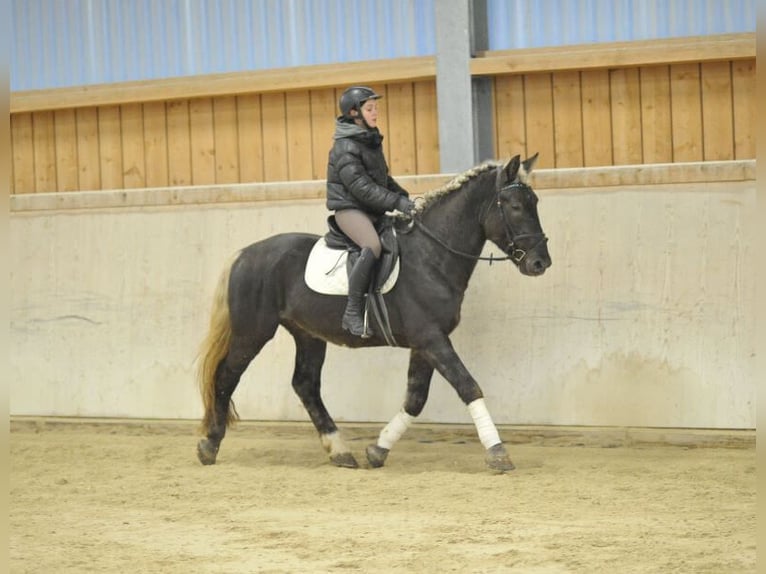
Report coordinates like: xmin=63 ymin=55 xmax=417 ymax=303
xmin=485 ymin=443 xmax=515 ymax=473
xmin=366 ymin=444 xmax=389 ymax=468
xmin=330 ymin=452 xmax=359 ymax=468
xmin=197 ymin=439 xmax=219 ymax=465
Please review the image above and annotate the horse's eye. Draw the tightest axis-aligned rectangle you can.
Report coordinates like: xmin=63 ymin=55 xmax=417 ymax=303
xmin=509 ymin=203 xmax=522 ymax=212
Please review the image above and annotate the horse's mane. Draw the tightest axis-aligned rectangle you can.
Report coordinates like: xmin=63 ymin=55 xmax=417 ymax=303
xmin=414 ymin=160 xmax=501 ymax=214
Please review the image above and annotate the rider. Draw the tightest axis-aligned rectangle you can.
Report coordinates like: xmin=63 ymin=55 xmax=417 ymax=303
xmin=326 ymin=86 xmax=416 ymax=338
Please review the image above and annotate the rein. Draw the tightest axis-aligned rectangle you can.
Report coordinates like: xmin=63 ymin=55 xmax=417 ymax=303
xmin=407 ymin=182 xmax=548 ymax=266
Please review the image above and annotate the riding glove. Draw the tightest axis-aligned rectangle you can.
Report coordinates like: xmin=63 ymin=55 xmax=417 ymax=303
xmin=395 ymin=196 xmax=416 ymax=215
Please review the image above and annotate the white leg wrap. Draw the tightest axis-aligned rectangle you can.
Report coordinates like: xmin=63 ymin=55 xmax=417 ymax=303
xmin=468 ymin=398 xmax=502 ymax=449
xmin=377 ymin=410 xmax=414 ymax=450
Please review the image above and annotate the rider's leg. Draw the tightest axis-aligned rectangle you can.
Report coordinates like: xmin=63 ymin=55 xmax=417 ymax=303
xmin=334 ymin=210 xmax=381 ymax=337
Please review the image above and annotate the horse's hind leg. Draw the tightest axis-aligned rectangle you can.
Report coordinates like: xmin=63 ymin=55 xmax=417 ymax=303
xmin=366 ymin=350 xmax=434 ymax=468
xmin=289 ymin=329 xmax=358 ymax=468
xmin=197 ymin=332 xmax=274 ymax=465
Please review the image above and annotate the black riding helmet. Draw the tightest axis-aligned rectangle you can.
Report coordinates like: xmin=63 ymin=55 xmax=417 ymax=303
xmin=339 ymin=86 xmax=382 ymax=120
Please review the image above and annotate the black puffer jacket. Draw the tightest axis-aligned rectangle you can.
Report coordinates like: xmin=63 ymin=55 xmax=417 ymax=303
xmin=326 ymin=119 xmax=409 ymax=215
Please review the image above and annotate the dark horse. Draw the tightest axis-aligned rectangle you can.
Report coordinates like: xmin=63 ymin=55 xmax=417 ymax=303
xmin=197 ymin=153 xmax=551 ymax=471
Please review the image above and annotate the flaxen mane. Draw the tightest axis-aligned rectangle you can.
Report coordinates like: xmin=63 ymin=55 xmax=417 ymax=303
xmin=414 ymin=160 xmax=501 ymax=214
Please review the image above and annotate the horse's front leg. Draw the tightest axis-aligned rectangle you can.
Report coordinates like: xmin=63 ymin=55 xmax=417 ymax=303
xmin=421 ymin=334 xmax=515 ymax=472
xmin=366 ymin=350 xmax=434 ymax=468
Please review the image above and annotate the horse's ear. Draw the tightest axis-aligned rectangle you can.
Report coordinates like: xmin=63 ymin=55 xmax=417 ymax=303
xmin=499 ymin=155 xmax=521 ymax=186
xmin=518 ymin=153 xmax=539 ymax=184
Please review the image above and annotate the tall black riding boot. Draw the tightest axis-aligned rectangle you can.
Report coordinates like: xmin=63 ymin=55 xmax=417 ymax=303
xmin=342 ymin=247 xmax=377 ymax=338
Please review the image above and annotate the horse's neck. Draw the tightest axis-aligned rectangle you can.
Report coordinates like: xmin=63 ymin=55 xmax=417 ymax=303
xmin=418 ymin=177 xmax=493 ymax=286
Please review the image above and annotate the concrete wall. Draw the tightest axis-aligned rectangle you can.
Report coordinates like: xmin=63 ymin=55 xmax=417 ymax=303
xmin=10 ymin=162 xmax=756 ymax=429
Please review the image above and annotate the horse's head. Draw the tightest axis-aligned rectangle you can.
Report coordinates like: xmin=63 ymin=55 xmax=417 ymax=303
xmin=485 ymin=154 xmax=551 ymax=276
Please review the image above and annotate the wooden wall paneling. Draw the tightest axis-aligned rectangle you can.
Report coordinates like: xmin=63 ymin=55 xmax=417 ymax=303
xmin=75 ymin=108 xmax=102 ymax=190
xmin=732 ymin=59 xmax=755 ymax=159
xmin=523 ymin=73 xmax=555 ymax=168
xmin=552 ymin=71 xmax=583 ymax=167
xmin=309 ymin=89 xmax=336 ymax=180
xmin=213 ymin=96 xmax=240 ymax=184
xmin=237 ymin=94 xmax=264 ymax=183
xmin=285 ymin=90 xmax=314 ymax=181
xmin=580 ymin=69 xmax=612 ymax=166
xmin=260 ymin=92 xmax=288 ymax=182
xmin=413 ymin=80 xmax=440 ymax=175
xmin=98 ymin=106 xmax=123 ymax=190
xmin=670 ymin=63 xmax=703 ymax=162
xmin=639 ymin=66 xmax=673 ymax=164
xmin=32 ymin=111 xmax=57 ymax=192
xmin=53 ymin=109 xmax=79 ymax=191
xmin=609 ymin=68 xmax=643 ymax=165
xmin=701 ymin=61 xmax=734 ymax=161
xmin=11 ymin=113 xmax=35 ymax=194
xmin=386 ymin=82 xmax=417 ymax=176
xmin=494 ymin=75 xmax=527 ymax=161
xmin=166 ymin=100 xmax=192 ymax=186
xmin=143 ymin=101 xmax=169 ymax=187
xmin=120 ymin=103 xmax=146 ymax=188
xmin=189 ymin=98 xmax=216 ymax=185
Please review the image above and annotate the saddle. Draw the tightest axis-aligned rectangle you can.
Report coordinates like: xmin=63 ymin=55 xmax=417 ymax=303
xmin=304 ymin=215 xmax=403 ymax=346
xmin=304 ymin=215 xmax=401 ymax=296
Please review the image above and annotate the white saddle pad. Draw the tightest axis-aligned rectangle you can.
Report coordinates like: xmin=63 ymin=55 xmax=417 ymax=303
xmin=304 ymin=238 xmax=400 ymax=295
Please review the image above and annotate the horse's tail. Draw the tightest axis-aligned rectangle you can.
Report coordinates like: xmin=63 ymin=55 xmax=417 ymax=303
xmin=197 ymin=253 xmax=241 ymax=434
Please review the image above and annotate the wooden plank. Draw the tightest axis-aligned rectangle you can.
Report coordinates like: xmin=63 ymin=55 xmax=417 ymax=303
xmin=75 ymin=108 xmax=101 ymax=190
xmin=670 ymin=63 xmax=703 ymax=162
xmin=610 ymin=68 xmax=643 ymax=165
xmin=639 ymin=66 xmax=673 ymax=164
xmin=309 ymin=89 xmax=336 ymax=180
xmin=120 ymin=103 xmax=146 ymax=188
xmin=11 ymin=113 xmax=35 ymax=194
xmin=213 ymin=96 xmax=240 ymax=184
xmin=732 ymin=59 xmax=755 ymax=159
xmin=471 ymin=33 xmax=755 ymax=76
xmin=285 ymin=90 xmax=314 ymax=181
xmin=552 ymin=71 xmax=583 ymax=167
xmin=11 ymin=160 xmax=754 ymax=213
xmin=413 ymin=80 xmax=440 ymax=175
xmin=386 ymin=82 xmax=417 ymax=177
xmin=189 ymin=98 xmax=216 ymax=185
xmin=11 ymin=34 xmax=754 ymax=114
xmin=53 ymin=109 xmax=79 ymax=191
xmin=701 ymin=61 xmax=734 ymax=161
xmin=98 ymin=106 xmax=123 ymax=190
xmin=166 ymin=100 xmax=192 ymax=186
xmin=143 ymin=101 xmax=169 ymax=187
xmin=260 ymin=93 xmax=288 ymax=182
xmin=32 ymin=111 xmax=57 ymax=192
xmin=523 ymin=74 xmax=555 ymax=168
xmin=11 ymin=56 xmax=438 ymax=113
xmin=580 ymin=69 xmax=612 ymax=166
xmin=494 ymin=75 xmax=526 ymax=161
xmin=236 ymin=94 xmax=264 ymax=183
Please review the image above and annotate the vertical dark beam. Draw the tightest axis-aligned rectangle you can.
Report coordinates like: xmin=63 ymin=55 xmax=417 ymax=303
xmin=435 ymin=0 xmax=494 ymax=172
xmin=470 ymin=0 xmax=495 ymax=163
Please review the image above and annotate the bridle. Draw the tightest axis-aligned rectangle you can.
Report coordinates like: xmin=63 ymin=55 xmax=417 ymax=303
xmin=408 ymin=181 xmax=548 ymax=266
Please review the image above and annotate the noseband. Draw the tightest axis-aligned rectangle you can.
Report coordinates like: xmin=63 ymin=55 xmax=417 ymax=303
xmin=409 ymin=182 xmax=547 ymax=265
xmin=492 ymin=182 xmax=549 ymax=265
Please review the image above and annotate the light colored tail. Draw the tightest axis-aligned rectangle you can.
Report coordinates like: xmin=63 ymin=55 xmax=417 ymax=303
xmin=198 ymin=254 xmax=240 ymax=433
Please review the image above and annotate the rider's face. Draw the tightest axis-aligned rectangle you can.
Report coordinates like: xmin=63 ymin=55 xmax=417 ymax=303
xmin=357 ymin=100 xmax=379 ymax=128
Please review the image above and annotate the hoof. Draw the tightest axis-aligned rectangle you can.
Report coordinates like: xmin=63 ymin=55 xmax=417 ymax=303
xmin=366 ymin=444 xmax=389 ymax=468
xmin=197 ymin=439 xmax=219 ymax=465
xmin=330 ymin=452 xmax=359 ymax=468
xmin=485 ymin=443 xmax=515 ymax=473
